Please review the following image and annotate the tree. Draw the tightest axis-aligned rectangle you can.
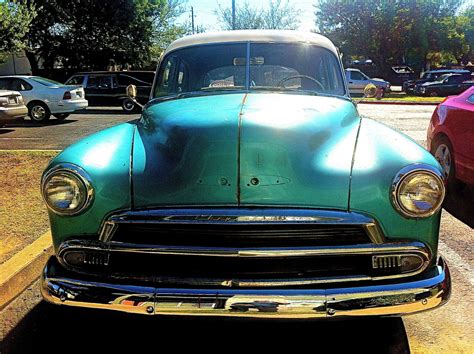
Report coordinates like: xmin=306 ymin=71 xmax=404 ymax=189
xmin=26 ymin=0 xmax=185 ymax=71
xmin=215 ymin=0 xmax=301 ymax=30
xmin=0 ymin=1 xmax=36 ymax=63
xmin=314 ymin=0 xmax=468 ymax=74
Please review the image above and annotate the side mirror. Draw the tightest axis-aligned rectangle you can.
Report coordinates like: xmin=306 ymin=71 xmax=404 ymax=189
xmin=127 ymin=84 xmax=137 ymax=99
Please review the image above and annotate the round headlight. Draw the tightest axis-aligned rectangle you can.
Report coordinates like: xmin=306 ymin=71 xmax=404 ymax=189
xmin=392 ymin=165 xmax=445 ymax=218
xmin=42 ymin=164 xmax=94 ymax=215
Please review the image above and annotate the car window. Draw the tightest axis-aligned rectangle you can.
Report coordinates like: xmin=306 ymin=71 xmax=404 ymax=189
xmin=155 ymin=44 xmax=247 ymax=97
xmin=447 ymin=75 xmax=463 ymax=84
xmin=0 ymin=78 xmax=11 ymax=90
xmin=350 ymin=71 xmax=366 ymax=81
xmin=30 ymin=77 xmax=63 ymax=86
xmin=155 ymin=56 xmax=177 ymax=96
xmin=249 ymin=43 xmax=345 ymax=95
xmin=468 ymin=94 xmax=474 ymax=104
xmin=87 ymin=75 xmax=113 ymax=89
xmin=10 ymin=79 xmax=32 ymax=91
xmin=66 ymin=76 xmax=85 ymax=85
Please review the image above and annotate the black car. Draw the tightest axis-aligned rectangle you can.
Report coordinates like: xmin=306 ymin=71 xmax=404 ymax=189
xmin=414 ymin=73 xmax=474 ymax=96
xmin=403 ymin=69 xmax=471 ymax=94
xmin=65 ymin=71 xmax=154 ymax=112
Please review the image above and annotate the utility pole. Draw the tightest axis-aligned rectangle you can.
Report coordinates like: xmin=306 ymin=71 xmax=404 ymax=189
xmin=191 ymin=6 xmax=195 ymax=34
xmin=232 ymin=0 xmax=236 ymax=30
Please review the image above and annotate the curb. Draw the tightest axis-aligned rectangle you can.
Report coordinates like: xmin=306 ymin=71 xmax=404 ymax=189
xmin=0 ymin=231 xmax=52 ymax=310
xmin=357 ymin=100 xmax=440 ymax=106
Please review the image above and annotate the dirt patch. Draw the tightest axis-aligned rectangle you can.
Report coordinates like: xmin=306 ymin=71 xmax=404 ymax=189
xmin=0 ymin=151 xmax=58 ymax=264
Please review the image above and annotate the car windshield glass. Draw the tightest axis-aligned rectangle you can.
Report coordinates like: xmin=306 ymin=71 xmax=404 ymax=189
xmin=153 ymin=42 xmax=346 ymax=98
xmin=154 ymin=43 xmax=246 ymax=97
xmin=31 ymin=77 xmax=63 ymax=86
xmin=437 ymin=74 xmax=450 ymax=82
xmin=249 ymin=43 xmax=345 ymax=95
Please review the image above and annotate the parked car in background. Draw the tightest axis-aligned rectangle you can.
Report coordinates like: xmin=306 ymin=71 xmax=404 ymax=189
xmin=0 ymin=76 xmax=87 ymax=122
xmin=0 ymin=90 xmax=28 ymax=127
xmin=41 ymin=30 xmax=450 ymax=320
xmin=345 ymin=68 xmax=390 ymax=96
xmin=428 ymin=87 xmax=474 ymax=189
xmin=403 ymin=69 xmax=471 ymax=94
xmin=65 ymin=71 xmax=154 ymax=112
xmin=414 ymin=73 xmax=474 ymax=96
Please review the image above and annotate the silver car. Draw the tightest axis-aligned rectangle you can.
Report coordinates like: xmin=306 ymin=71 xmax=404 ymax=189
xmin=345 ymin=68 xmax=391 ymax=96
xmin=0 ymin=76 xmax=88 ymax=123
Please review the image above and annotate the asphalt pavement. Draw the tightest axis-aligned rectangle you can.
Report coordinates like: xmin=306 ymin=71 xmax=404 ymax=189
xmin=0 ymin=104 xmax=473 ymax=353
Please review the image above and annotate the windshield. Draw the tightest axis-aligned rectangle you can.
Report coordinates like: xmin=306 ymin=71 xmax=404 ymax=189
xmin=436 ymin=74 xmax=451 ymax=82
xmin=153 ymin=42 xmax=346 ymax=98
xmin=31 ymin=77 xmax=64 ymax=87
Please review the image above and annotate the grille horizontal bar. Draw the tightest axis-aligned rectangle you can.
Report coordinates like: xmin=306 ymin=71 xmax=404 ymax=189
xmin=110 ymin=223 xmax=371 ymax=247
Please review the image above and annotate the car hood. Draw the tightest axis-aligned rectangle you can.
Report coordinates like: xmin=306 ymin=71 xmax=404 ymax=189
xmin=132 ymin=92 xmax=361 ymax=210
xmin=370 ymin=78 xmax=389 ymax=85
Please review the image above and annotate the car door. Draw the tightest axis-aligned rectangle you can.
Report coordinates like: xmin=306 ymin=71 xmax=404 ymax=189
xmin=85 ymin=75 xmax=115 ymax=106
xmin=453 ymin=93 xmax=474 ymax=184
xmin=444 ymin=75 xmax=464 ymax=95
xmin=346 ymin=70 xmax=367 ymax=94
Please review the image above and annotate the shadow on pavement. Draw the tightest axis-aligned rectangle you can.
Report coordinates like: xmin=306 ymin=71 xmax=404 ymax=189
xmin=0 ymin=129 xmax=15 ymax=135
xmin=444 ymin=183 xmax=474 ymax=228
xmin=2 ymin=301 xmax=410 ymax=354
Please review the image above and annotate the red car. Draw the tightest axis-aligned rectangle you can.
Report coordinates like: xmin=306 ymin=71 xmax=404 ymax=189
xmin=427 ymin=87 xmax=474 ymax=187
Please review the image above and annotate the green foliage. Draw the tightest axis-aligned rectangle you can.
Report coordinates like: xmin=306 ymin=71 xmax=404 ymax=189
xmin=315 ymin=0 xmax=470 ymax=73
xmin=0 ymin=1 xmax=36 ymax=63
xmin=27 ymin=0 xmax=185 ymax=70
xmin=216 ymin=0 xmax=301 ymax=30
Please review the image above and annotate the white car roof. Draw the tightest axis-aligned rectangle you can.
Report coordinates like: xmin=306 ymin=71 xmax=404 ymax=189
xmin=165 ymin=30 xmax=339 ymax=56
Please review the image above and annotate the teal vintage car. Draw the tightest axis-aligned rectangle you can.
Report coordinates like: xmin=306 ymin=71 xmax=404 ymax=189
xmin=40 ymin=30 xmax=450 ymax=318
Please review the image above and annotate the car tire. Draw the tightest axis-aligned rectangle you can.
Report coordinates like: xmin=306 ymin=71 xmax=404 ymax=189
xmin=431 ymin=135 xmax=456 ymax=189
xmin=28 ymin=102 xmax=51 ymax=123
xmin=53 ymin=113 xmax=70 ymax=120
xmin=122 ymin=98 xmax=137 ymax=113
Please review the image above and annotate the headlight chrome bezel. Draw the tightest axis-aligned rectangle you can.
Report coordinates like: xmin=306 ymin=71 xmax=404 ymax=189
xmin=41 ymin=163 xmax=94 ymax=216
xmin=391 ymin=164 xmax=445 ymax=219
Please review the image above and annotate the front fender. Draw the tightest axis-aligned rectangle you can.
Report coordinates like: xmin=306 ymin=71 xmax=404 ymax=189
xmin=350 ymin=118 xmax=442 ymax=255
xmin=44 ymin=122 xmax=136 ymax=251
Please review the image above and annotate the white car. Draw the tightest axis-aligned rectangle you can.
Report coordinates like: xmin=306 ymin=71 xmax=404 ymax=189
xmin=0 ymin=90 xmax=28 ymax=127
xmin=0 ymin=76 xmax=88 ymax=122
xmin=345 ymin=68 xmax=390 ymax=96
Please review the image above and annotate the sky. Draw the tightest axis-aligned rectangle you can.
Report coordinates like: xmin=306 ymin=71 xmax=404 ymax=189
xmin=176 ymin=0 xmax=318 ymax=32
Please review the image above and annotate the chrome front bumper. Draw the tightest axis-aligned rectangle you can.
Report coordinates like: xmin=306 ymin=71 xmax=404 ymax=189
xmin=41 ymin=256 xmax=450 ymax=318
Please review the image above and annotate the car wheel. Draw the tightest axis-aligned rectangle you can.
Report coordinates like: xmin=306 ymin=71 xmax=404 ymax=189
xmin=122 ymin=98 xmax=136 ymax=113
xmin=28 ymin=102 xmax=50 ymax=123
xmin=53 ymin=113 xmax=70 ymax=120
xmin=431 ymin=136 xmax=456 ymax=187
